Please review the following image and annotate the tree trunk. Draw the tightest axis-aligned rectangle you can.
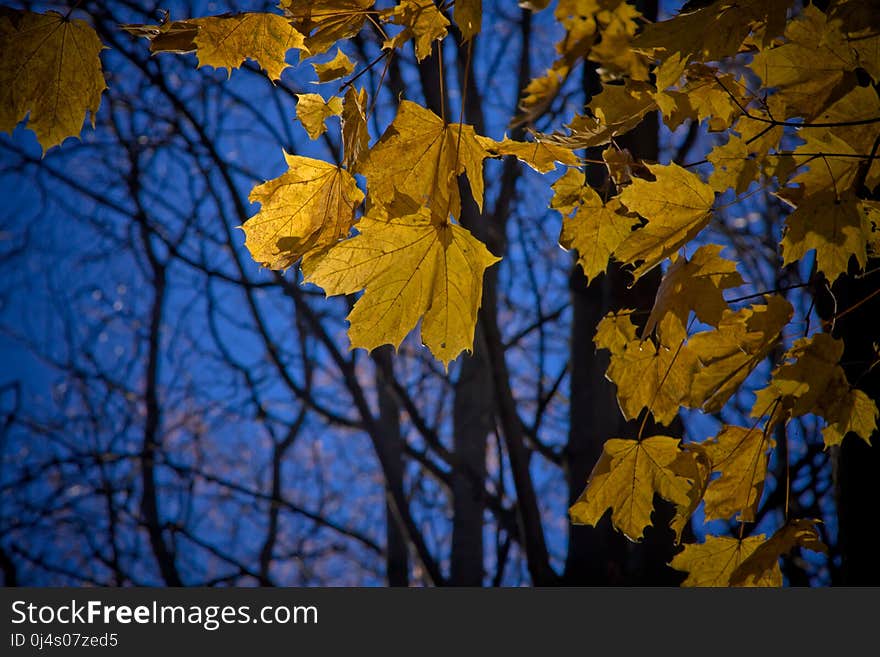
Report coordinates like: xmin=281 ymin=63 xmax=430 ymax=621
xmin=817 ymin=257 xmax=880 ymax=585
xmin=373 ymin=346 xmax=410 ymax=586
xmin=562 ymin=0 xmax=684 ymax=584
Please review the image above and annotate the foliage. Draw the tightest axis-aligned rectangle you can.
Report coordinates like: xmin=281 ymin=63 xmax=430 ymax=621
xmin=3 ymin=0 xmax=879 ymax=586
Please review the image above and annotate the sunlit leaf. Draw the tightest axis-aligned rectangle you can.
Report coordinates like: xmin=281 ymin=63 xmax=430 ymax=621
xmin=242 ymin=153 xmax=364 ymax=269
xmin=0 ymin=9 xmax=106 ymax=151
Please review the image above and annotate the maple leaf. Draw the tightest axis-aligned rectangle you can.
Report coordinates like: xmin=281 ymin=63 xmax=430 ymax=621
xmin=341 ymin=87 xmax=370 ymax=171
xmin=749 ymin=5 xmax=857 ymax=120
xmin=654 ymin=65 xmax=749 ymax=132
xmin=784 ymin=86 xmax=880 ymax=195
xmin=569 ymin=436 xmax=700 ymax=541
xmin=360 ymin=101 xmax=489 ymax=217
xmin=602 ymin=146 xmax=639 ymax=186
xmin=541 ymin=80 xmax=656 ymax=149
xmin=552 ymin=170 xmax=638 ymax=284
xmin=702 ymin=425 xmax=774 ymax=522
xmin=0 ymin=9 xmax=106 ymax=152
xmin=588 ymin=1 xmax=649 ymax=81
xmin=615 ymin=163 xmax=716 ymax=280
xmin=313 ymin=48 xmax=355 ymax=82
xmin=644 ymin=244 xmax=743 ymax=347
xmin=729 ymin=519 xmax=827 ymax=587
xmin=632 ymin=0 xmax=754 ymax=64
xmin=671 ymin=535 xmax=782 ymax=587
xmin=707 ymin=122 xmax=783 ymax=194
xmin=752 ymin=332 xmax=878 ymax=447
xmin=596 ymin=314 xmax=697 ymax=425
xmin=780 ymin=191 xmax=867 ymax=284
xmin=454 ymin=0 xmax=482 ymax=41
xmin=593 ymin=309 xmax=639 ymax=355
xmin=128 ymin=13 xmax=307 ymax=81
xmin=302 ymin=203 xmax=500 ymax=367
xmin=688 ymin=296 xmax=793 ymax=413
xmin=242 ymin=153 xmax=364 ymax=270
xmin=476 ymin=135 xmax=580 ymax=173
xmin=383 ymin=0 xmax=450 ymax=61
xmin=194 ymin=13 xmax=306 ymax=80
xmin=296 ymin=93 xmax=343 ymax=140
xmin=281 ymin=0 xmax=374 ymax=56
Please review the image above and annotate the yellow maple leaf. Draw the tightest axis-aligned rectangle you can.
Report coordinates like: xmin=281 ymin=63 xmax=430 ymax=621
xmin=593 ymin=309 xmax=639 ymax=355
xmin=295 ymin=93 xmax=343 ymax=140
xmin=312 ymin=48 xmax=355 ymax=82
xmin=749 ymin=5 xmax=857 ymax=119
xmin=729 ymin=519 xmax=827 ymax=586
xmin=0 ymin=9 xmax=106 ymax=152
xmin=780 ymin=191 xmax=867 ymax=284
xmin=752 ymin=332 xmax=877 ymax=447
xmin=541 ymin=80 xmax=656 ymax=149
xmin=644 ymin=244 xmax=743 ymax=347
xmin=476 ymin=135 xmax=580 ymax=173
xmin=632 ymin=1 xmax=754 ymax=64
xmin=588 ymin=1 xmax=649 ymax=81
xmin=602 ymin=146 xmax=636 ymax=186
xmin=242 ymin=153 xmax=364 ymax=270
xmin=184 ymin=13 xmax=306 ymax=81
xmin=596 ymin=313 xmax=697 ymax=425
xmin=552 ymin=170 xmax=638 ymax=284
xmin=383 ymin=0 xmax=450 ymax=61
xmin=615 ymin=163 xmax=716 ymax=280
xmin=360 ymin=101 xmax=489 ymax=217
xmin=688 ymin=296 xmax=793 ymax=413
xmin=569 ymin=436 xmax=700 ymax=541
xmin=302 ymin=204 xmax=500 ymax=367
xmin=454 ymin=0 xmax=482 ymax=41
xmin=281 ymin=0 xmax=374 ymax=56
xmin=707 ymin=122 xmax=783 ymax=194
xmin=341 ymin=86 xmax=370 ymax=171
xmin=702 ymin=425 xmax=774 ymax=522
xmin=785 ymin=86 xmax=880 ymax=195
xmin=655 ymin=65 xmax=748 ymax=132
xmin=671 ymin=535 xmax=781 ymax=587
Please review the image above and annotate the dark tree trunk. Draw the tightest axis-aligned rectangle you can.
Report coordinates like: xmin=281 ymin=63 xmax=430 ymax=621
xmin=374 ymin=346 xmax=410 ymax=587
xmin=562 ymin=0 xmax=684 ymax=585
xmin=817 ymin=257 xmax=880 ymax=585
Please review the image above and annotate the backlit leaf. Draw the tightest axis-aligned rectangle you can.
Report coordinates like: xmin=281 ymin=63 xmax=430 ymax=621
xmin=383 ymin=0 xmax=450 ymax=61
xmin=302 ymin=204 xmax=500 ymax=367
xmin=752 ymin=333 xmax=877 ymax=447
xmin=296 ymin=93 xmax=343 ymax=140
xmin=313 ymin=48 xmax=355 ymax=82
xmin=242 ymin=153 xmax=364 ymax=269
xmin=454 ymin=0 xmax=482 ymax=41
xmin=477 ymin=135 xmax=580 ymax=173
xmin=281 ymin=0 xmax=374 ymax=56
xmin=729 ymin=519 xmax=827 ymax=587
xmin=615 ymin=163 xmax=716 ymax=280
xmin=360 ymin=101 xmax=489 ymax=216
xmin=671 ymin=535 xmax=781 ymax=587
xmin=342 ymin=86 xmax=370 ymax=171
xmin=0 ymin=9 xmax=106 ymax=151
xmin=688 ymin=296 xmax=793 ymax=413
xmin=596 ymin=313 xmax=697 ymax=425
xmin=644 ymin=244 xmax=743 ymax=346
xmin=780 ymin=191 xmax=867 ymax=283
xmin=748 ymin=5 xmax=857 ymax=119
xmin=702 ymin=425 xmax=774 ymax=522
xmin=569 ymin=436 xmax=700 ymax=541
xmin=553 ymin=171 xmax=637 ymax=284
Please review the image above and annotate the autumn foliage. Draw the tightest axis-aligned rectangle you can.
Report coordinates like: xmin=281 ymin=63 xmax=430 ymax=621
xmin=2 ymin=0 xmax=879 ymax=586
